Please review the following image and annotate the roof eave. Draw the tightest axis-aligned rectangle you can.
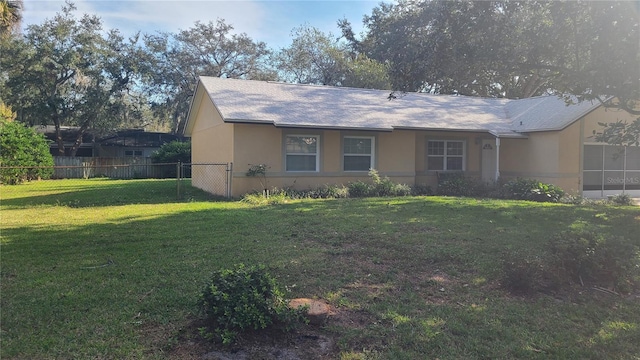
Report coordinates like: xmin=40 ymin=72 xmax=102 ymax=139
xmin=224 ymin=118 xmax=393 ymax=132
xmin=183 ymin=78 xmax=205 ymax=136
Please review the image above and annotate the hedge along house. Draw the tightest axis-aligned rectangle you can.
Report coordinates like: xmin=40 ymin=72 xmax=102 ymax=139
xmin=184 ymin=77 xmax=639 ymax=198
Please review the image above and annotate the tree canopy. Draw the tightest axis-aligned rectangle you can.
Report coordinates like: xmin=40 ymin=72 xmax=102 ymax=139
xmin=342 ymin=0 xmax=639 ymax=108
xmin=340 ymin=0 xmax=639 ymax=143
xmin=1 ymin=1 xmax=638 ymax=146
xmin=0 ymin=3 xmax=151 ymax=155
xmin=143 ymin=19 xmax=274 ymax=133
xmin=274 ymin=25 xmax=390 ymax=89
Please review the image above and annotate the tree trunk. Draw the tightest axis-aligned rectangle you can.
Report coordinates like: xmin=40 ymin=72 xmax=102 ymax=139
xmin=53 ymin=120 xmax=65 ymax=156
xmin=69 ymin=120 xmax=91 ymax=157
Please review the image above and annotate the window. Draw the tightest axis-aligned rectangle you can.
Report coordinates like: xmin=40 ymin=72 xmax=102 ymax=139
xmin=343 ymin=136 xmax=374 ymax=171
xmin=427 ymin=140 xmax=465 ymax=171
xmin=285 ymin=135 xmax=319 ymax=172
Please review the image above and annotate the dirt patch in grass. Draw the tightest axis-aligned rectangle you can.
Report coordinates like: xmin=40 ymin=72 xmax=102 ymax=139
xmin=139 ymin=305 xmax=389 ymax=359
xmin=140 ymin=315 xmax=344 ymax=359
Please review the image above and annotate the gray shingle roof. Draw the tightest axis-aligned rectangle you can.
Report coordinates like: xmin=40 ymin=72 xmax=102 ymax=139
xmin=195 ymin=77 xmax=601 ymax=137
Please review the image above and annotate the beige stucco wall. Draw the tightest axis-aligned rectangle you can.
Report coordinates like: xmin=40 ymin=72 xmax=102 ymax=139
xmin=188 ymin=92 xmax=234 ymax=195
xmin=231 ymin=128 xmax=489 ymax=196
xmin=190 ymin=98 xmax=233 ymax=164
xmin=499 ymin=105 xmax=637 ymax=195
xmin=582 ymin=106 xmax=637 ymax=142
xmin=500 ymin=128 xmax=582 ymax=193
xmin=229 ymin=126 xmax=417 ymax=196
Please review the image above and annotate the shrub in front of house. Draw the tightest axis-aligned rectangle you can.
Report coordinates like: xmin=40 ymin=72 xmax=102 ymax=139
xmin=198 ymin=264 xmax=306 ymax=345
xmin=502 ymin=178 xmax=565 ymax=202
xmin=368 ymin=169 xmax=412 ymax=197
xmin=347 ymin=180 xmax=372 ymax=197
xmin=314 ymin=184 xmax=350 ymax=198
xmin=347 ymin=169 xmax=412 ymax=197
xmin=609 ymin=193 xmax=634 ymax=206
xmin=411 ymin=184 xmax=433 ymax=196
xmin=436 ymin=173 xmax=485 ymax=197
xmin=281 ymin=184 xmax=349 ymax=199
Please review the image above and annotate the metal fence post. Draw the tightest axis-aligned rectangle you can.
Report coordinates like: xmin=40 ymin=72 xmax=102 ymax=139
xmin=227 ymin=162 xmax=233 ymax=198
xmin=176 ymin=161 xmax=181 ymax=200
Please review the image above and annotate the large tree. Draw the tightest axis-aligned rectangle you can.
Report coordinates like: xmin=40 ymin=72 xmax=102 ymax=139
xmin=0 ymin=3 xmax=151 ymax=155
xmin=143 ymin=19 xmax=274 ymax=133
xmin=274 ymin=25 xmax=390 ymax=89
xmin=341 ymin=0 xmax=639 ymax=143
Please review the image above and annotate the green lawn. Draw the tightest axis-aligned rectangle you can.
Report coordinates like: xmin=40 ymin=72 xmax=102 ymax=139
xmin=1 ymin=179 xmax=639 ymax=359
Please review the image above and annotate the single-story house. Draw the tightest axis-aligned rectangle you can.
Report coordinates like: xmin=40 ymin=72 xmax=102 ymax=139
xmin=184 ymin=76 xmax=640 ymax=198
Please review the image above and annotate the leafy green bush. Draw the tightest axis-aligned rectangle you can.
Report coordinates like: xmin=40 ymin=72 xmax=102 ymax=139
xmin=199 ymin=264 xmax=305 ymax=344
xmin=150 ymin=140 xmax=190 ymax=178
xmin=368 ymin=169 xmax=412 ymax=197
xmin=389 ymin=183 xmax=412 ymax=196
xmin=347 ymin=169 xmax=412 ymax=197
xmin=436 ymin=173 xmax=481 ymax=197
xmin=609 ymin=193 xmax=634 ymax=206
xmin=0 ymin=118 xmax=54 ymax=184
xmin=502 ymin=178 xmax=565 ymax=202
xmin=412 ymin=184 xmax=433 ymax=196
xmin=559 ymin=194 xmax=587 ymax=205
xmin=314 ymin=184 xmax=349 ymax=198
xmin=287 ymin=184 xmax=349 ymax=199
xmin=151 ymin=140 xmax=191 ymax=163
xmin=548 ymin=231 xmax=639 ymax=293
xmin=347 ymin=180 xmax=373 ymax=197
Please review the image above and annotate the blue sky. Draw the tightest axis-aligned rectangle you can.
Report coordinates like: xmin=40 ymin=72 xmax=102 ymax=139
xmin=22 ymin=0 xmax=382 ymax=49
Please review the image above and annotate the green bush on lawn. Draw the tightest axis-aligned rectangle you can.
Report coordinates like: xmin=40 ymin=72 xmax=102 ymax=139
xmin=198 ymin=264 xmax=306 ymax=345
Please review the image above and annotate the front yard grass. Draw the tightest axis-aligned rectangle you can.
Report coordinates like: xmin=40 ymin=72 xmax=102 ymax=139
xmin=1 ymin=179 xmax=639 ymax=359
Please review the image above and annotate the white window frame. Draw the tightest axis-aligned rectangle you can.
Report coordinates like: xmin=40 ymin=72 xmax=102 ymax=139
xmin=427 ymin=139 xmax=466 ymax=171
xmin=285 ymin=134 xmax=320 ymax=172
xmin=343 ymin=136 xmax=375 ymax=172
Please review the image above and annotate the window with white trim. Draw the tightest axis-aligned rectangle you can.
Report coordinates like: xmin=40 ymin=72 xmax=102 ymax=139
xmin=427 ymin=140 xmax=465 ymax=171
xmin=285 ymin=135 xmax=319 ymax=172
xmin=343 ymin=136 xmax=374 ymax=171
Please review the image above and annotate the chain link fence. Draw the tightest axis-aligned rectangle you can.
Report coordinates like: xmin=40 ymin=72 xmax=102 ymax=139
xmin=1 ymin=158 xmax=233 ymax=200
xmin=180 ymin=163 xmax=233 ymax=198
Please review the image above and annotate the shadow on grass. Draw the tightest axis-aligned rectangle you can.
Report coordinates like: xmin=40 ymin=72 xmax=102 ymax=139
xmin=0 ymin=178 xmax=222 ymax=209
